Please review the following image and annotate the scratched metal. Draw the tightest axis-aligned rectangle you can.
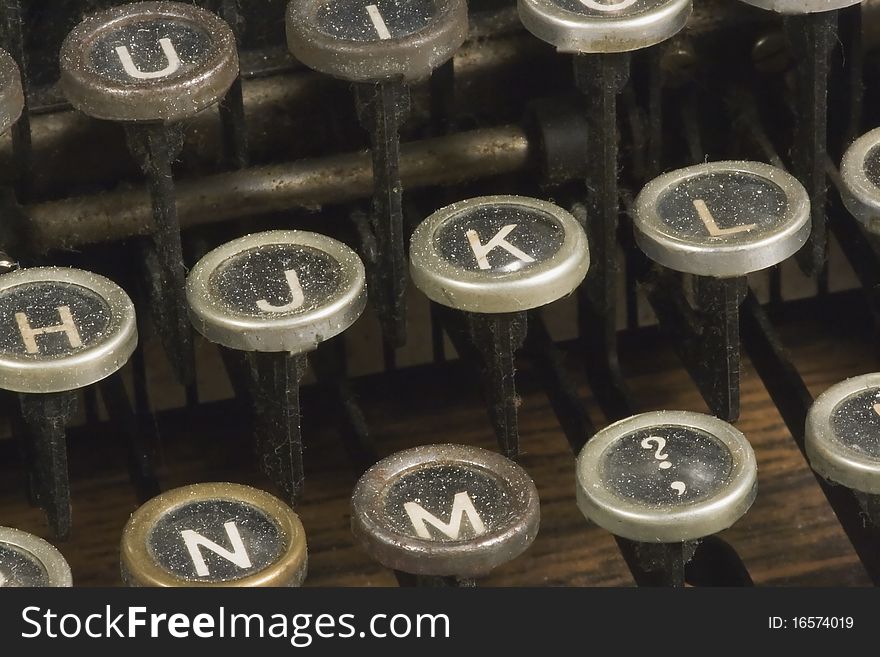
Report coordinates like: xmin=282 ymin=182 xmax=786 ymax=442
xmin=435 ymin=203 xmax=565 ymax=274
xmin=599 ymin=426 xmax=734 ymax=506
xmin=654 ymin=171 xmax=788 ymax=242
xmin=315 ymin=0 xmax=437 ymax=41
xmin=831 ymin=389 xmax=880 ymax=459
xmin=0 ymin=282 xmax=111 ymax=358
xmin=146 ymin=499 xmax=283 ymax=582
xmin=0 ymin=543 xmax=50 ymax=587
xmin=209 ymin=245 xmax=343 ymax=319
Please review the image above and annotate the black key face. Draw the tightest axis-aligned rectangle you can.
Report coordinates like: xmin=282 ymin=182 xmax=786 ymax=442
xmin=863 ymin=144 xmax=880 ymax=191
xmin=315 ymin=0 xmax=438 ymax=42
xmin=147 ymin=500 xmax=284 ymax=582
xmin=548 ymin=0 xmax=663 ymax=18
xmin=0 ymin=544 xmax=49 ymax=587
xmin=654 ymin=171 xmax=788 ymax=243
xmin=0 ymin=282 xmax=111 ymax=360
xmin=435 ymin=203 xmax=566 ymax=274
xmin=831 ymin=389 xmax=880 ymax=459
xmin=86 ymin=19 xmax=213 ymax=85
xmin=382 ymin=465 xmax=514 ymax=542
xmin=599 ymin=426 xmax=734 ymax=506
xmin=209 ymin=245 xmax=343 ymax=318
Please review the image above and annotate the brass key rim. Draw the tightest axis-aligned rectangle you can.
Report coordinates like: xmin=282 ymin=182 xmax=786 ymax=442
xmin=120 ymin=482 xmax=308 ymax=587
xmin=576 ymin=411 xmax=758 ymax=543
xmin=0 ymin=267 xmax=137 ymax=394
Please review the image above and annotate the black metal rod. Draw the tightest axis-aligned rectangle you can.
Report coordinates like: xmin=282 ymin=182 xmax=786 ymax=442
xmin=18 ymin=391 xmax=77 ymax=539
xmin=574 ymin=52 xmax=633 ymax=422
xmin=355 ymin=80 xmax=410 ymax=350
xmin=216 ymin=0 xmax=249 ymax=169
xmin=248 ymin=351 xmax=308 ymax=505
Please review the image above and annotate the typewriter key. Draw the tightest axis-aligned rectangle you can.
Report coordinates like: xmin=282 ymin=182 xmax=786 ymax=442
xmin=351 ymin=444 xmax=540 ymax=582
xmin=518 ymin=0 xmax=692 ymax=54
xmin=121 ymin=483 xmax=307 ymax=587
xmin=806 ymin=374 xmax=880 ymax=505
xmin=738 ymin=0 xmax=861 ymax=13
xmin=59 ymin=2 xmax=240 ymax=391
xmin=577 ymin=411 xmax=757 ymax=585
xmin=0 ymin=527 xmax=72 ymax=587
xmin=518 ymin=0 xmax=690 ymax=422
xmin=0 ymin=267 xmax=138 ymax=537
xmin=410 ymin=195 xmax=589 ymax=457
xmin=287 ymin=0 xmax=467 ymax=352
xmin=0 ymin=48 xmax=23 ymax=138
xmin=634 ymin=161 xmax=810 ymax=278
xmin=840 ymin=127 xmax=880 ymax=234
xmin=187 ymin=230 xmax=367 ymax=502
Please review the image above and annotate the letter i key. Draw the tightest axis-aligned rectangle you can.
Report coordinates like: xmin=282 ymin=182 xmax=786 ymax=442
xmin=286 ymin=0 xmax=468 ymax=353
xmin=410 ymin=196 xmax=589 ymax=458
xmin=518 ymin=0 xmax=692 ymax=420
xmin=186 ymin=231 xmax=367 ymax=503
xmin=58 ymin=2 xmax=240 ymax=391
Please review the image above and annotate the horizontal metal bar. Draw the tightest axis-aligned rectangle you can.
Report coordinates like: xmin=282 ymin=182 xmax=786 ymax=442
xmin=26 ymin=125 xmax=530 ymax=252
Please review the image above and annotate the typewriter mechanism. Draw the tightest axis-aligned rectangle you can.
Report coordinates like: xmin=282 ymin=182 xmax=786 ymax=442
xmin=1 ymin=0 xmax=880 ymax=588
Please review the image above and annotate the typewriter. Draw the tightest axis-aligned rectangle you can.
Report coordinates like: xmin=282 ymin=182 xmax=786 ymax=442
xmin=1 ymin=0 xmax=880 ymax=588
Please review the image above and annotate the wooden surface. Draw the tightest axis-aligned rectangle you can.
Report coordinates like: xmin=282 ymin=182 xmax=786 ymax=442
xmin=0 ymin=295 xmax=878 ymax=587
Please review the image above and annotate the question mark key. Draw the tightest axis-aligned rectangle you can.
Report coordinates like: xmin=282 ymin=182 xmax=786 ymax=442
xmin=576 ymin=411 xmax=758 ymax=543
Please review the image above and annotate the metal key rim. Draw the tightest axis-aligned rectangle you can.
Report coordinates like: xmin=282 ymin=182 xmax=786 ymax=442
xmin=806 ymin=373 xmax=880 ymax=495
xmin=0 ymin=526 xmax=73 ymax=587
xmin=737 ymin=0 xmax=863 ymax=14
xmin=517 ymin=0 xmax=692 ymax=54
xmin=0 ymin=267 xmax=137 ymax=394
xmin=840 ymin=127 xmax=880 ymax=233
xmin=351 ymin=444 xmax=541 ymax=577
xmin=576 ymin=411 xmax=758 ymax=542
xmin=0 ymin=48 xmax=23 ymax=136
xmin=285 ymin=0 xmax=468 ymax=82
xmin=410 ymin=195 xmax=590 ymax=313
xmin=120 ymin=482 xmax=308 ymax=587
xmin=59 ymin=1 xmax=239 ymax=123
xmin=186 ymin=230 xmax=367 ymax=354
xmin=633 ymin=160 xmax=811 ymax=277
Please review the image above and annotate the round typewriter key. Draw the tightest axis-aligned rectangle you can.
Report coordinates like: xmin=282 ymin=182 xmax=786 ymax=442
xmin=410 ymin=195 xmax=589 ymax=314
xmin=737 ymin=0 xmax=862 ymax=13
xmin=840 ymin=128 xmax=880 ymax=234
xmin=286 ymin=0 xmax=467 ymax=82
xmin=121 ymin=483 xmax=307 ymax=587
xmin=0 ymin=48 xmax=23 ymax=136
xmin=187 ymin=230 xmax=367 ymax=354
xmin=0 ymin=527 xmax=72 ymax=587
xmin=59 ymin=1 xmax=238 ymax=123
xmin=633 ymin=161 xmax=811 ymax=277
xmin=806 ymin=374 xmax=880 ymax=495
xmin=518 ymin=0 xmax=692 ymax=54
xmin=0 ymin=267 xmax=137 ymax=394
xmin=576 ymin=411 xmax=757 ymax=542
xmin=351 ymin=444 xmax=540 ymax=577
